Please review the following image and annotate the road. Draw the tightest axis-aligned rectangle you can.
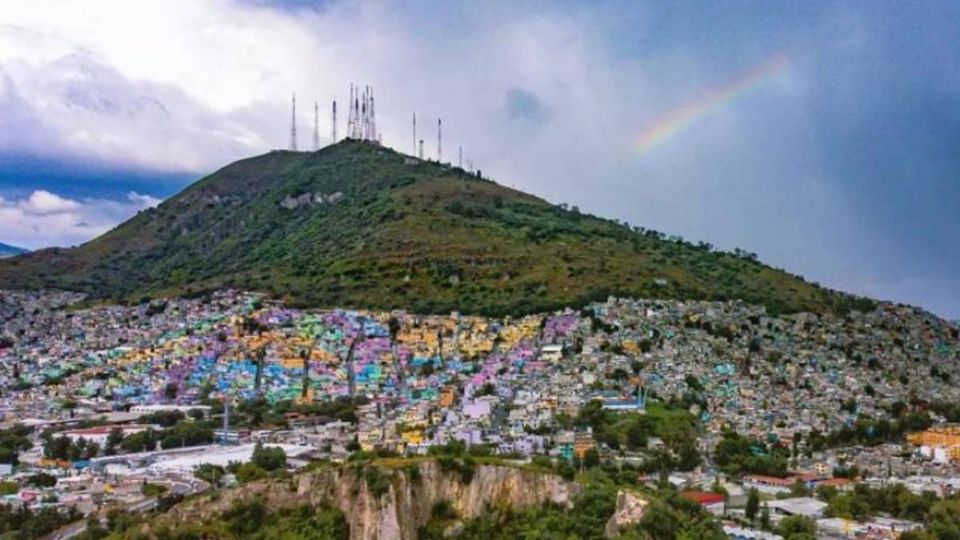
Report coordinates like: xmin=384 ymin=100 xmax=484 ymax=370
xmin=45 ymin=476 xmax=205 ymax=540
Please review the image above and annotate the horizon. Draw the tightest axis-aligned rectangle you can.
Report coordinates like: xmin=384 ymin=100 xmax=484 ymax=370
xmin=0 ymin=1 xmax=958 ymax=319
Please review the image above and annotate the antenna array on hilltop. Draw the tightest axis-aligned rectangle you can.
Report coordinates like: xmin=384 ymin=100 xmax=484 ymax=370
xmin=345 ymin=84 xmax=378 ymax=142
xmin=284 ymin=84 xmax=478 ymax=174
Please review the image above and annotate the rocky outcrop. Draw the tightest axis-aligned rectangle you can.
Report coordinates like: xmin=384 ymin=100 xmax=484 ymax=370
xmin=604 ymin=490 xmax=649 ymax=538
xmin=280 ymin=191 xmax=344 ymax=209
xmin=168 ymin=460 xmax=579 ymax=540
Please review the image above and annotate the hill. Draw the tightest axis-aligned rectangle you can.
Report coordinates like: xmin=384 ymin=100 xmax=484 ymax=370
xmin=0 ymin=140 xmax=874 ymax=316
xmin=0 ymin=243 xmax=27 ymax=258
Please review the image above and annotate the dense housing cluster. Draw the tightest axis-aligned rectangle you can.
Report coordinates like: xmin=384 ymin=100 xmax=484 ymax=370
xmin=0 ymin=289 xmax=958 ymax=538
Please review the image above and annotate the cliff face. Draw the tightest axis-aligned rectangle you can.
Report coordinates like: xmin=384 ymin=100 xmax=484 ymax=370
xmin=169 ymin=461 xmax=580 ymax=540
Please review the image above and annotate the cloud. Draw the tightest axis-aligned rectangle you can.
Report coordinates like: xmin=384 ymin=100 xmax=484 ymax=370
xmin=505 ymin=88 xmax=551 ymax=124
xmin=0 ymin=190 xmax=160 ymax=249
xmin=19 ymin=190 xmax=80 ymax=213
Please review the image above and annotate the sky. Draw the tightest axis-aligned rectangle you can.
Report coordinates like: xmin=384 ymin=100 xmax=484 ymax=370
xmin=0 ymin=1 xmax=957 ymax=318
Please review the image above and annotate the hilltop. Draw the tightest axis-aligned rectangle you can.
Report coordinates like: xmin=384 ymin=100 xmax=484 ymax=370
xmin=0 ymin=140 xmax=873 ymax=316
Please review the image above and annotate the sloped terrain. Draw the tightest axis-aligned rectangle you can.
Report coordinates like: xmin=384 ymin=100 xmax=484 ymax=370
xmin=0 ymin=140 xmax=873 ymax=316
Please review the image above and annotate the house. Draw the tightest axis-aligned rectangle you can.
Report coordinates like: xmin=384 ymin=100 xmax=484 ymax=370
xmin=766 ymin=497 xmax=827 ymax=520
xmin=555 ymin=431 xmax=575 ymax=461
xmin=743 ymin=474 xmax=794 ymax=496
xmin=60 ymin=424 xmax=154 ymax=446
xmin=722 ymin=525 xmax=782 ymax=540
xmin=574 ymin=428 xmax=597 ymax=458
xmin=679 ymin=491 xmax=726 ymax=515
xmin=540 ymin=344 xmax=564 ymax=362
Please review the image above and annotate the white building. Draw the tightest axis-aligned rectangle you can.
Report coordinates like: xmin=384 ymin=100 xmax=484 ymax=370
xmin=61 ymin=424 xmax=154 ymax=446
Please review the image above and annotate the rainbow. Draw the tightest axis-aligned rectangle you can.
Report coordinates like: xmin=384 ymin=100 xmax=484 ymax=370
xmin=635 ymin=53 xmax=791 ymax=154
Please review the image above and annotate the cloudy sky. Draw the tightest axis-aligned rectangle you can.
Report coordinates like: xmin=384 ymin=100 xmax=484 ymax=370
xmin=0 ymin=1 xmax=957 ymax=318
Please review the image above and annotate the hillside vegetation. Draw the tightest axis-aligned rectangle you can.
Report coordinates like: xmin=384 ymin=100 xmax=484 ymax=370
xmin=0 ymin=141 xmax=873 ymax=316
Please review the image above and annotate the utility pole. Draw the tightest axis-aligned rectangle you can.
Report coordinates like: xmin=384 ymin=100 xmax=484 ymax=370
xmin=222 ymin=398 xmax=230 ymax=445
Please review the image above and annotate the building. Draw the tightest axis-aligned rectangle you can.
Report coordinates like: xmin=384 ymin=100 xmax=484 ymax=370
xmin=574 ymin=428 xmax=596 ymax=459
xmin=679 ymin=491 xmax=726 ymax=515
xmin=766 ymin=497 xmax=827 ymax=520
xmin=60 ymin=425 xmax=154 ymax=446
xmin=743 ymin=475 xmax=794 ymax=496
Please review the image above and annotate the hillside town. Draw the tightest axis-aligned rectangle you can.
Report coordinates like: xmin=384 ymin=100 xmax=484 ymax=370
xmin=0 ymin=288 xmax=959 ymax=538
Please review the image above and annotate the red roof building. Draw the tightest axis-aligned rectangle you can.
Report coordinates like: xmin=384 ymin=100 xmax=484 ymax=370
xmin=680 ymin=491 xmax=727 ymax=507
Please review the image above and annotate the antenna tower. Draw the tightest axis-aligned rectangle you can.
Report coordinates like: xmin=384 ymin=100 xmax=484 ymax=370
xmin=419 ymin=139 xmax=424 ymax=160
xmin=437 ymin=119 xmax=442 ymax=162
xmin=289 ymin=93 xmax=298 ymax=151
xmin=368 ymin=87 xmax=377 ymax=142
xmin=353 ymin=87 xmax=361 ymax=139
xmin=458 ymin=145 xmax=463 ymax=168
xmin=357 ymin=86 xmax=369 ymax=140
xmin=347 ymin=84 xmax=354 ymax=139
xmin=412 ymin=113 xmax=417 ymax=155
xmin=331 ymin=100 xmax=337 ymax=143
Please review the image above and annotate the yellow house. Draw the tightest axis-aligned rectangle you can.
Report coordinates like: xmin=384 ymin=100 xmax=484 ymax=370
xmin=400 ymin=429 xmax=426 ymax=446
xmin=908 ymin=426 xmax=960 ymax=449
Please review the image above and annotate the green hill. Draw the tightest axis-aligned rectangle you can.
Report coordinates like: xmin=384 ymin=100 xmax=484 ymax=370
xmin=0 ymin=140 xmax=874 ymax=316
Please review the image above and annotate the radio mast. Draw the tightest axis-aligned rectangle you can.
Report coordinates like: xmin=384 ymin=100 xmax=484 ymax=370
xmin=331 ymin=100 xmax=337 ymax=143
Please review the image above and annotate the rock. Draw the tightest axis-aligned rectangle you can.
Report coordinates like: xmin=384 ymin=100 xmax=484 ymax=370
xmin=442 ymin=520 xmax=465 ymax=538
xmin=604 ymin=490 xmax=648 ymax=538
xmin=167 ymin=461 xmax=580 ymax=540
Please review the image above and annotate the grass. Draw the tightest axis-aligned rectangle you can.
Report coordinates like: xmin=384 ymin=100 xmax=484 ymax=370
xmin=0 ymin=140 xmax=876 ymax=317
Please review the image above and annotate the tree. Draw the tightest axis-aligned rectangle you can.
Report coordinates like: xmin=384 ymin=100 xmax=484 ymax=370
xmin=26 ymin=473 xmax=57 ymax=488
xmin=760 ymin=504 xmax=770 ymax=530
xmin=121 ymin=429 xmax=159 ymax=453
xmin=222 ymin=498 xmax=268 ymax=536
xmin=745 ymin=488 xmax=760 ymax=522
xmin=626 ymin=422 xmax=648 ymax=450
xmin=105 ymin=428 xmax=124 ymax=456
xmin=194 ymin=464 xmax=226 ymax=487
xmin=583 ymin=448 xmax=600 ymax=468
xmin=638 ymin=500 xmax=683 ymax=540
xmin=776 ymin=515 xmax=817 ymax=539
xmin=143 ymin=410 xmax=185 ymax=428
xmin=676 ymin=443 xmax=701 ymax=471
xmin=790 ymin=478 xmax=812 ymax=497
xmin=251 ymin=442 xmax=286 ymax=472
xmin=387 ymin=316 xmax=401 ymax=341
xmin=826 ymin=492 xmax=871 ymax=521
xmin=160 ymin=422 xmax=214 ymax=449
xmin=235 ymin=462 xmax=267 ymax=484
xmin=43 ymin=436 xmax=72 ymax=461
